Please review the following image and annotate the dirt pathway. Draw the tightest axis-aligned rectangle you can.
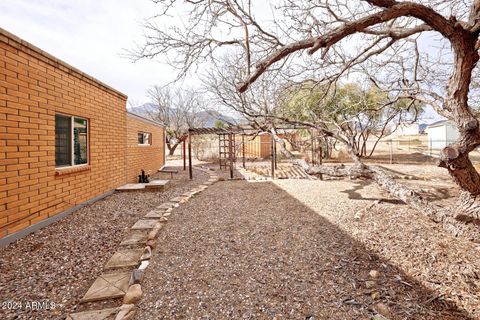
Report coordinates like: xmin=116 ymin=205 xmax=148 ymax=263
xmin=136 ymin=179 xmax=471 ymax=319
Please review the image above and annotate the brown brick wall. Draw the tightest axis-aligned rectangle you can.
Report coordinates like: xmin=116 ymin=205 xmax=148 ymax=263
xmin=126 ymin=114 xmax=165 ymax=183
xmin=0 ymin=28 xmax=128 ymax=237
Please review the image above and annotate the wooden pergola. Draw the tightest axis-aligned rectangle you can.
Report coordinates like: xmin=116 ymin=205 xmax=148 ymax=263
xmin=185 ymin=125 xmax=319 ymax=180
xmin=187 ymin=126 xmax=245 ymax=180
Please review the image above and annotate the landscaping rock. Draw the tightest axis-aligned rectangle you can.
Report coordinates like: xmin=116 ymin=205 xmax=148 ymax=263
xmin=138 ymin=260 xmax=149 ymax=270
xmin=146 ymin=239 xmax=156 ymax=249
xmin=365 ymin=280 xmax=376 ymax=289
xmin=148 ymin=226 xmax=162 ymax=240
xmin=115 ymin=304 xmax=136 ymax=320
xmin=129 ymin=269 xmax=143 ymax=285
xmin=123 ymin=284 xmax=143 ymax=304
xmin=375 ymin=302 xmax=391 ymax=317
xmin=369 ymin=270 xmax=381 ymax=279
xmin=140 ymin=246 xmax=152 ymax=260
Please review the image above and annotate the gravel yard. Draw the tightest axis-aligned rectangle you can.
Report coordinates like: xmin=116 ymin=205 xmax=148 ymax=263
xmin=0 ymin=167 xmax=208 ymax=320
xmin=136 ymin=176 xmax=478 ymax=319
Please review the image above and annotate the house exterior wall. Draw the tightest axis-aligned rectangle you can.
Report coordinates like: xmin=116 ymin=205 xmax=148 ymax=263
xmin=426 ymin=122 xmax=460 ymax=149
xmin=446 ymin=123 xmax=460 ymax=143
xmin=426 ymin=126 xmax=446 ymax=149
xmin=126 ymin=114 xmax=165 ymax=183
xmin=0 ymin=28 xmax=129 ymax=238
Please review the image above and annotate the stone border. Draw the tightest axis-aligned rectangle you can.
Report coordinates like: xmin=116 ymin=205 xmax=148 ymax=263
xmin=67 ymin=167 xmax=219 ymax=320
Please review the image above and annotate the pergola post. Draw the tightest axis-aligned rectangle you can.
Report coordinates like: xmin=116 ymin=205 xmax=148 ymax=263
xmin=271 ymin=133 xmax=275 ymax=179
xmin=188 ymin=131 xmax=193 ymax=180
xmin=242 ymin=134 xmax=246 ymax=169
xmin=228 ymin=133 xmax=234 ymax=179
xmin=183 ymin=139 xmax=186 ymax=171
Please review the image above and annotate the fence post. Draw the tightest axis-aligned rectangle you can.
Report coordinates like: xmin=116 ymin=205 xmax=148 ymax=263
xmin=188 ymin=132 xmax=193 ymax=180
xmin=389 ymin=140 xmax=393 ymax=164
xmin=183 ymin=140 xmax=186 ymax=171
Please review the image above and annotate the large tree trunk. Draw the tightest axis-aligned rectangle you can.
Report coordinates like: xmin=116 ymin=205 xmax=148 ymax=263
xmin=436 ymin=35 xmax=480 ymax=221
xmin=167 ymin=142 xmax=180 ymax=155
xmin=271 ymin=130 xmax=480 ymax=241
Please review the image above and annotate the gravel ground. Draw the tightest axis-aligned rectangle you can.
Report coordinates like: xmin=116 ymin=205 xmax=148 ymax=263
xmin=0 ymin=167 xmax=208 ymax=320
xmin=136 ymin=177 xmax=475 ymax=319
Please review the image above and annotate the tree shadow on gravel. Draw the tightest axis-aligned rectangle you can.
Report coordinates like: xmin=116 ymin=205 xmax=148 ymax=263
xmin=137 ymin=180 xmax=473 ymax=319
xmin=340 ymin=179 xmax=405 ymax=204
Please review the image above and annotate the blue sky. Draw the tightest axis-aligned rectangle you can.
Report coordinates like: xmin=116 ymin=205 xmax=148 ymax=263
xmin=0 ymin=0 xmax=176 ymax=105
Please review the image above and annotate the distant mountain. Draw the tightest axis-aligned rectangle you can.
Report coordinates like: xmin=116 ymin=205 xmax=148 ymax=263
xmin=127 ymin=103 xmax=238 ymax=128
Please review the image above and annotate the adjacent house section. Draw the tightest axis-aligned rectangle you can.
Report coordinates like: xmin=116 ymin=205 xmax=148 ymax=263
xmin=126 ymin=112 xmax=165 ymax=183
xmin=425 ymin=120 xmax=460 ymax=149
xmin=0 ymin=28 xmax=165 ymax=243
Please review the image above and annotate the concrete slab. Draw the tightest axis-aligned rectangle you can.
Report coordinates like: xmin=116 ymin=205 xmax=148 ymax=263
xmin=145 ymin=180 xmax=170 ymax=191
xmin=80 ymin=272 xmax=131 ymax=302
xmin=115 ymin=184 xmax=145 ymax=192
xmin=120 ymin=231 xmax=148 ymax=246
xmin=131 ymin=219 xmax=158 ymax=229
xmin=105 ymin=249 xmax=143 ymax=269
xmin=67 ymin=308 xmax=119 ymax=320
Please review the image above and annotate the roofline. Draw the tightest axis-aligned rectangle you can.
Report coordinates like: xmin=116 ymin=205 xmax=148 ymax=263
xmin=427 ymin=120 xmax=452 ymax=128
xmin=127 ymin=112 xmax=164 ymax=128
xmin=0 ymin=27 xmax=127 ymax=100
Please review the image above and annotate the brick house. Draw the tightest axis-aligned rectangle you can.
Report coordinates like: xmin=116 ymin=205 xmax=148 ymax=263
xmin=0 ymin=28 xmax=165 ymax=245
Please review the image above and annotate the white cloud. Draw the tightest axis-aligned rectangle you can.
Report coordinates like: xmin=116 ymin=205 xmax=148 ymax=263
xmin=0 ymin=0 xmax=181 ymax=105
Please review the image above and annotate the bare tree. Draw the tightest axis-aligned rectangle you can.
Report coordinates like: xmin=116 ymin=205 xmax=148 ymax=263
xmin=133 ymin=0 xmax=480 ymax=238
xmin=146 ymin=85 xmax=206 ymax=155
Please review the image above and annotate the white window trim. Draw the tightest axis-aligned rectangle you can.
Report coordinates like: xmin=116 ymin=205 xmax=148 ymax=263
xmin=55 ymin=114 xmax=89 ymax=168
xmin=138 ymin=132 xmax=152 ymax=146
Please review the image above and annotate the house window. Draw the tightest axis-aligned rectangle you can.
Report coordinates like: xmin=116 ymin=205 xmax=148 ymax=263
xmin=138 ymin=132 xmax=152 ymax=145
xmin=55 ymin=114 xmax=88 ymax=167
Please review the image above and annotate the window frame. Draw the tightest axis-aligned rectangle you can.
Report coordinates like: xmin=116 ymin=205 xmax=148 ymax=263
xmin=55 ymin=113 xmax=89 ymax=168
xmin=138 ymin=131 xmax=152 ymax=146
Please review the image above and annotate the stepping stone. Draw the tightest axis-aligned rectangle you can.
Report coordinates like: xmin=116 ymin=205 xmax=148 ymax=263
xmin=105 ymin=249 xmax=144 ymax=269
xmin=157 ymin=202 xmax=175 ymax=210
xmin=67 ymin=307 xmax=119 ymax=320
xmin=80 ymin=272 xmax=130 ymax=302
xmin=131 ymin=219 xmax=158 ymax=229
xmin=144 ymin=180 xmax=170 ymax=191
xmin=144 ymin=210 xmax=164 ymax=218
xmin=120 ymin=231 xmax=148 ymax=246
xmin=116 ymin=184 xmax=145 ymax=192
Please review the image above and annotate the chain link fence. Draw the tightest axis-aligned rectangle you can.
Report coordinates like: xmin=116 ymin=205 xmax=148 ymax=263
xmin=172 ymin=135 xmax=480 ymax=166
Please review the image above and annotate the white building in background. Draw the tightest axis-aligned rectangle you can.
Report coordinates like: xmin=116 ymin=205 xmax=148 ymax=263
xmin=425 ymin=120 xmax=460 ymax=149
xmin=396 ymin=123 xmax=420 ymax=136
